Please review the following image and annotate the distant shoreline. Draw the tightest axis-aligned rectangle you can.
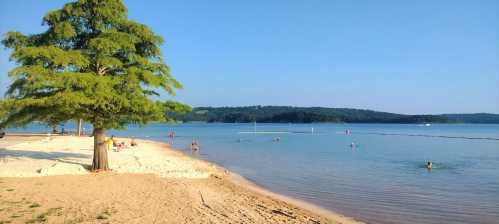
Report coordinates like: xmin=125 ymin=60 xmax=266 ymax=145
xmin=171 ymin=106 xmax=499 ymax=124
xmin=177 ymin=120 xmax=499 ymax=124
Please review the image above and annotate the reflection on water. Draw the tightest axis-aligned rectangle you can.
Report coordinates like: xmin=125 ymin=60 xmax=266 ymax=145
xmin=9 ymin=123 xmax=499 ymax=224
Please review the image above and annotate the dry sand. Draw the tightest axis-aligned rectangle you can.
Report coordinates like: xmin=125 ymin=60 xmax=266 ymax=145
xmin=0 ymin=136 xmax=215 ymax=178
xmin=0 ymin=136 xmax=361 ymax=224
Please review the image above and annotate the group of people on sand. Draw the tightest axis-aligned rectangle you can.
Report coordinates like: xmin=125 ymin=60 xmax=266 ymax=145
xmin=106 ymin=135 xmax=138 ymax=151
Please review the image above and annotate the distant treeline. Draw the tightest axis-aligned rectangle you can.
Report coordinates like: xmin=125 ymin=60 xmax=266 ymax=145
xmin=169 ymin=106 xmax=499 ymax=124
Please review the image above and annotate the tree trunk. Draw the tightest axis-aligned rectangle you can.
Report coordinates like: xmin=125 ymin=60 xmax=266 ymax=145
xmin=92 ymin=128 xmax=109 ymax=171
xmin=77 ymin=119 xmax=82 ymax=136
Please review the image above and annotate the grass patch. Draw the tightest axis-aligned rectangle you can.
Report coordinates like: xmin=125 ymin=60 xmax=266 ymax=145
xmin=24 ymin=207 xmax=62 ymax=224
xmin=0 ymin=220 xmax=12 ymax=224
xmin=46 ymin=207 xmax=63 ymax=216
xmin=4 ymin=200 xmax=24 ymax=205
xmin=36 ymin=214 xmax=47 ymax=222
xmin=19 ymin=209 xmax=34 ymax=214
xmin=65 ymin=217 xmax=84 ymax=224
xmin=10 ymin=214 xmax=21 ymax=218
xmin=103 ymin=207 xmax=117 ymax=216
xmin=96 ymin=214 xmax=108 ymax=220
xmin=28 ymin=203 xmax=40 ymax=208
xmin=25 ymin=213 xmax=47 ymax=224
xmin=95 ymin=207 xmax=116 ymax=220
xmin=5 ymin=189 xmax=14 ymax=192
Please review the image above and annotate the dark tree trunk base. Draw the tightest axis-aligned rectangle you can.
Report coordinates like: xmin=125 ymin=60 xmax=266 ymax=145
xmin=92 ymin=128 xmax=109 ymax=171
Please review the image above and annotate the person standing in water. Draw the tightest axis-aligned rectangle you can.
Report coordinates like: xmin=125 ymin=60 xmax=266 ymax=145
xmin=191 ymin=140 xmax=199 ymax=151
xmin=426 ymin=161 xmax=433 ymax=169
xmin=168 ymin=131 xmax=176 ymax=139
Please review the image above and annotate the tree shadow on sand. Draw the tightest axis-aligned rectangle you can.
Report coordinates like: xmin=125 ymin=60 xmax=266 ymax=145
xmin=0 ymin=148 xmax=93 ymax=171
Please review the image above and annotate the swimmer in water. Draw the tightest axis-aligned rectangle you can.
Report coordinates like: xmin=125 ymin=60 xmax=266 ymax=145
xmin=426 ymin=161 xmax=433 ymax=169
xmin=350 ymin=142 xmax=355 ymax=148
xmin=191 ymin=140 xmax=199 ymax=151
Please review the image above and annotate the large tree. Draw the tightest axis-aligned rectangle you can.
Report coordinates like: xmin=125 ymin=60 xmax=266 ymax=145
xmin=1 ymin=0 xmax=190 ymax=170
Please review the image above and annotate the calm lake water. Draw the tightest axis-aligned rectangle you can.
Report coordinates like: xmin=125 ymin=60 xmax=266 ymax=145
xmin=8 ymin=123 xmax=499 ymax=224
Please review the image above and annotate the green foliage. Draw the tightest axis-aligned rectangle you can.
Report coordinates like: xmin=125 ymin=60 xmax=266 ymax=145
xmin=170 ymin=106 xmax=472 ymax=123
xmin=1 ymin=0 xmax=189 ymax=129
xmin=442 ymin=113 xmax=499 ymax=124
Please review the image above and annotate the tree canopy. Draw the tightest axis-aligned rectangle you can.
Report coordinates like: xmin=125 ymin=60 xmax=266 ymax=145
xmin=1 ymin=0 xmax=189 ymax=130
xmin=1 ymin=0 xmax=191 ymax=170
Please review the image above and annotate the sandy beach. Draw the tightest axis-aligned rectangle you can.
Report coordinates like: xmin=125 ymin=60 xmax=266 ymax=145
xmin=0 ymin=135 xmax=360 ymax=224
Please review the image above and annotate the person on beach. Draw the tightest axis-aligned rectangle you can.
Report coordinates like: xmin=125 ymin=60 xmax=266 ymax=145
xmin=110 ymin=135 xmax=126 ymax=151
xmin=131 ymin=138 xmax=138 ymax=147
xmin=120 ymin=141 xmax=127 ymax=149
xmin=106 ymin=138 xmax=113 ymax=150
xmin=111 ymin=135 xmax=118 ymax=147
xmin=169 ymin=131 xmax=176 ymax=139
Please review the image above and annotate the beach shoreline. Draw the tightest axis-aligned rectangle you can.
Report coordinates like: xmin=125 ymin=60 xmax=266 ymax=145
xmin=0 ymin=135 xmax=361 ymax=224
xmin=227 ymin=171 xmax=360 ymax=224
xmin=167 ymin=139 xmax=361 ymax=224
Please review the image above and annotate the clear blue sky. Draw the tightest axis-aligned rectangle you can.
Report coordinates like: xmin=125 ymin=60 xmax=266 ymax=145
xmin=1 ymin=0 xmax=498 ymax=114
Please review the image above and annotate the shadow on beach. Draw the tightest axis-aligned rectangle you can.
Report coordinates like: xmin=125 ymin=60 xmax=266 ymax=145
xmin=0 ymin=149 xmax=92 ymax=170
xmin=0 ymin=149 xmax=89 ymax=160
